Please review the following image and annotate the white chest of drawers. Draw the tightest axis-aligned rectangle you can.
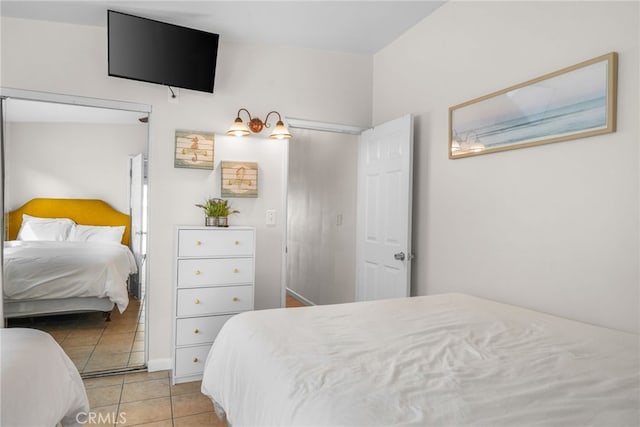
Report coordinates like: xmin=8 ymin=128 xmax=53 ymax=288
xmin=173 ymin=225 xmax=255 ymax=384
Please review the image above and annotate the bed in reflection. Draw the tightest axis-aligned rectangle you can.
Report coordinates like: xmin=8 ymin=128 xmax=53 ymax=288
xmin=3 ymin=198 xmax=137 ymax=320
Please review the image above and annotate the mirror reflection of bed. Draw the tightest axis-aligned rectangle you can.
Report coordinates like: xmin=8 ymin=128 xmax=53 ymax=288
xmin=2 ymin=97 xmax=149 ymax=376
xmin=4 ymin=198 xmax=142 ymax=373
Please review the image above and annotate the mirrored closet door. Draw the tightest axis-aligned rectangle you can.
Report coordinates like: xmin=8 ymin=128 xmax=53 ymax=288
xmin=1 ymin=91 xmax=150 ymax=376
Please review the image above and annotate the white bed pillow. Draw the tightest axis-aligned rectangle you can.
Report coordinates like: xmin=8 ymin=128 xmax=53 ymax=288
xmin=68 ymin=224 xmax=125 ymax=243
xmin=16 ymin=214 xmax=75 ymax=241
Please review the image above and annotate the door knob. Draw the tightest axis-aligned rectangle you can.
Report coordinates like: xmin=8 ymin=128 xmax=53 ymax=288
xmin=394 ymin=252 xmax=405 ymax=261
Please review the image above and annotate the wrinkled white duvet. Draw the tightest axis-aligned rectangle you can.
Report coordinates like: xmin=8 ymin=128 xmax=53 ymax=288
xmin=3 ymin=240 xmax=137 ymax=313
xmin=1 ymin=328 xmax=89 ymax=427
xmin=201 ymin=293 xmax=640 ymax=426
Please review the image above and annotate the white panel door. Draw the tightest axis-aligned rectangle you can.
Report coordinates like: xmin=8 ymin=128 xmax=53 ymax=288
xmin=356 ymin=114 xmax=413 ymax=301
xmin=130 ymin=153 xmax=145 ymax=298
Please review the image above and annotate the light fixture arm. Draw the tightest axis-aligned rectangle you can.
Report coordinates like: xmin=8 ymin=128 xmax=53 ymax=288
xmin=263 ymin=111 xmax=283 ymax=129
xmin=235 ymin=108 xmax=253 ymax=121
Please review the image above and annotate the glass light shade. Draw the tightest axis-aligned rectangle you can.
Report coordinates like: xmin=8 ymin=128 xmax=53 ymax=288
xmin=226 ymin=117 xmax=250 ymax=137
xmin=269 ymin=120 xmax=292 ymax=139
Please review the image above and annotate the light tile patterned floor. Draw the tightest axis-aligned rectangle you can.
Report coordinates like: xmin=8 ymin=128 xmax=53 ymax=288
xmin=83 ymin=370 xmax=227 ymax=426
xmin=79 ymin=296 xmax=306 ymax=425
xmin=10 ymin=293 xmax=305 ymax=425
xmin=7 ymin=296 xmax=145 ymax=374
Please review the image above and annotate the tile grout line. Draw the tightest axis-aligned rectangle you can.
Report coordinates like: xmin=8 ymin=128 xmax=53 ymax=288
xmin=115 ymin=375 xmax=124 ymax=427
xmin=84 ymin=322 xmax=108 ymax=374
xmin=169 ymin=374 xmax=176 ymax=427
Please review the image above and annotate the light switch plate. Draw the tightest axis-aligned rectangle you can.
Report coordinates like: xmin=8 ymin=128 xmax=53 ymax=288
xmin=266 ymin=209 xmax=276 ymax=226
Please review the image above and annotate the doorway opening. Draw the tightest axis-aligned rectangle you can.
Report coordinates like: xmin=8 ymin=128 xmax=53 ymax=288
xmin=285 ymin=115 xmax=414 ymax=306
xmin=285 ymin=119 xmax=363 ymax=306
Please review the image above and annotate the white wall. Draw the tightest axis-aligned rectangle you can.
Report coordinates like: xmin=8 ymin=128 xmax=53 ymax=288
xmin=0 ymin=16 xmax=373 ymax=365
xmin=204 ymin=135 xmax=287 ymax=312
xmin=5 ymin=121 xmax=146 ymax=213
xmin=373 ymin=1 xmax=639 ymax=332
xmin=287 ymin=129 xmax=357 ymax=305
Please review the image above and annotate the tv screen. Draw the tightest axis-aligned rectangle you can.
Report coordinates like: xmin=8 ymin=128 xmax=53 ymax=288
xmin=108 ymin=10 xmax=219 ymax=93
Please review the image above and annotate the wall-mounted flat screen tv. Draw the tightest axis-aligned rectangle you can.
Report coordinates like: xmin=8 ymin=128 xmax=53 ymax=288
xmin=108 ymin=10 xmax=219 ymax=93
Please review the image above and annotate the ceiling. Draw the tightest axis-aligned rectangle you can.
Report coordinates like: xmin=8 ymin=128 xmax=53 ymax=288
xmin=0 ymin=1 xmax=444 ymax=54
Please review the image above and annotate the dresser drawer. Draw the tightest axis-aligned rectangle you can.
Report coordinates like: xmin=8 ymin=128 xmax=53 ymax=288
xmin=177 ymin=257 xmax=254 ymax=288
xmin=174 ymin=345 xmax=211 ymax=378
xmin=177 ymin=285 xmax=253 ymax=317
xmin=176 ymin=314 xmax=234 ymax=346
xmin=178 ymin=229 xmax=254 ymax=257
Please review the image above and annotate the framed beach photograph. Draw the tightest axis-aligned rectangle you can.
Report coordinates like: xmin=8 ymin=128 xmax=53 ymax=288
xmin=174 ymin=130 xmax=215 ymax=169
xmin=221 ymin=161 xmax=258 ymax=198
xmin=449 ymin=52 xmax=618 ymax=159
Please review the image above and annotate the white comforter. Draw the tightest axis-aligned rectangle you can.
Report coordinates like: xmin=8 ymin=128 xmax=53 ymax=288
xmin=202 ymin=293 xmax=640 ymax=426
xmin=3 ymin=240 xmax=137 ymax=313
xmin=1 ymin=328 xmax=89 ymax=427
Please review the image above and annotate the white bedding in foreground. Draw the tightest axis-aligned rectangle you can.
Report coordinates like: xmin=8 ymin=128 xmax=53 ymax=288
xmin=3 ymin=240 xmax=137 ymax=312
xmin=201 ymin=293 xmax=640 ymax=426
xmin=1 ymin=328 xmax=89 ymax=427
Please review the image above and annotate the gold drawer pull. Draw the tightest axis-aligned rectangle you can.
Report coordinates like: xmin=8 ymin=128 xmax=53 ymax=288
xmin=233 ymin=297 xmax=239 ymax=302
xmin=196 ymin=240 xmax=202 ymax=246
xmin=233 ymin=268 xmax=239 ymax=273
xmin=194 ymin=328 xmax=200 ymax=334
xmin=234 ymin=240 xmax=240 ymax=245
xmin=194 ymin=298 xmax=201 ymax=304
xmin=193 ymin=357 xmax=199 ymax=363
xmin=195 ymin=270 xmax=202 ymax=275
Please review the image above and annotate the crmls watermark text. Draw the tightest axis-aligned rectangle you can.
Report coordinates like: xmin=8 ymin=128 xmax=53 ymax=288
xmin=76 ymin=411 xmax=127 ymax=424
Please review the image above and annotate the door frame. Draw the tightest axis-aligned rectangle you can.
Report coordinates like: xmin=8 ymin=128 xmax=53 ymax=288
xmin=0 ymin=87 xmax=151 ymax=113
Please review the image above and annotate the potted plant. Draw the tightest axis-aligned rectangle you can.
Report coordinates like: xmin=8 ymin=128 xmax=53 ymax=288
xmin=196 ymin=197 xmax=239 ymax=227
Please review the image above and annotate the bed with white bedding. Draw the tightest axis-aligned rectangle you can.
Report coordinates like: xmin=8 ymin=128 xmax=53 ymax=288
xmin=1 ymin=328 xmax=89 ymax=427
xmin=3 ymin=198 xmax=137 ymax=319
xmin=3 ymin=240 xmax=136 ymax=315
xmin=201 ymin=293 xmax=640 ymax=426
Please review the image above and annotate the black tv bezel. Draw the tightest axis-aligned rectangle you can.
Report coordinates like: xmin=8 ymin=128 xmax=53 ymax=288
xmin=107 ymin=9 xmax=220 ymax=93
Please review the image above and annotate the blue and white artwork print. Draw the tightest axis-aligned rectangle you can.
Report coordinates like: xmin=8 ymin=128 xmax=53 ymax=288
xmin=450 ymin=53 xmax=616 ymax=158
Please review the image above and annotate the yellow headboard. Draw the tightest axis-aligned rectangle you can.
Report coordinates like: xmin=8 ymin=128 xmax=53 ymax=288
xmin=6 ymin=198 xmax=131 ymax=246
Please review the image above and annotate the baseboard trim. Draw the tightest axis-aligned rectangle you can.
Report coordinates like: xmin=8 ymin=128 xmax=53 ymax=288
xmin=147 ymin=358 xmax=172 ymax=372
xmin=286 ymin=288 xmax=315 ymax=306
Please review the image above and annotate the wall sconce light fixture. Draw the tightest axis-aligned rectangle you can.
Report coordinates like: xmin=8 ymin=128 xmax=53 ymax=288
xmin=226 ymin=108 xmax=292 ymax=140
